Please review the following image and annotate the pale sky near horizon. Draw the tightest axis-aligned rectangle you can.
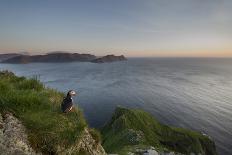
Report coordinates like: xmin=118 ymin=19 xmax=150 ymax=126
xmin=0 ymin=0 xmax=231 ymax=57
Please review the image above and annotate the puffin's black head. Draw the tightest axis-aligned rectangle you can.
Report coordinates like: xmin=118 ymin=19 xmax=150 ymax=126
xmin=67 ymin=90 xmax=76 ymax=97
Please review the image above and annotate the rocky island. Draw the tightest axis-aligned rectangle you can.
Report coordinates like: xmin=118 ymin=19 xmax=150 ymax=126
xmin=0 ymin=52 xmax=127 ymax=64
xmin=0 ymin=71 xmax=217 ymax=155
xmin=91 ymin=55 xmax=127 ymax=63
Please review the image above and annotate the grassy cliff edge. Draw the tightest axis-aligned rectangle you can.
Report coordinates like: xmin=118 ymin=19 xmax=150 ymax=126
xmin=0 ymin=71 xmax=105 ymax=154
xmin=101 ymin=107 xmax=217 ymax=155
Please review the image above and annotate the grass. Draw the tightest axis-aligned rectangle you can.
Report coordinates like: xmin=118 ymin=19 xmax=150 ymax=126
xmin=0 ymin=70 xmax=87 ymax=154
xmin=101 ymin=106 xmax=217 ymax=155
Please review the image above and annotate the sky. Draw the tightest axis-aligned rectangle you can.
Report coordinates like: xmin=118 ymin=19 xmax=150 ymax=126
xmin=0 ymin=0 xmax=231 ymax=57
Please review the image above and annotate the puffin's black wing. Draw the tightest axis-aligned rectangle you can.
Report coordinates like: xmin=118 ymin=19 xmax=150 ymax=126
xmin=61 ymin=97 xmax=73 ymax=112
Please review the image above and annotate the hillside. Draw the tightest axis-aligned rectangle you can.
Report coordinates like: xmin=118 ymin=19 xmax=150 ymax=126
xmin=0 ymin=71 xmax=106 ymax=154
xmin=101 ymin=107 xmax=217 ymax=155
xmin=1 ymin=52 xmax=127 ymax=64
xmin=1 ymin=53 xmax=96 ymax=63
xmin=0 ymin=53 xmax=21 ymax=62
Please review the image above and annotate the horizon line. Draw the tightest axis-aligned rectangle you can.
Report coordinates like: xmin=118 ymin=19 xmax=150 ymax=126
xmin=1 ymin=52 xmax=232 ymax=59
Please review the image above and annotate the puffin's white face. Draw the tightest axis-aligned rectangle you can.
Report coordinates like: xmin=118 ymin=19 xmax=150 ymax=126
xmin=70 ymin=90 xmax=76 ymax=96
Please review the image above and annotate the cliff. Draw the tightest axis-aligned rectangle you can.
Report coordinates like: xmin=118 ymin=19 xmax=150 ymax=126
xmin=0 ymin=71 xmax=106 ymax=155
xmin=91 ymin=55 xmax=127 ymax=63
xmin=101 ymin=107 xmax=218 ymax=155
xmin=0 ymin=112 xmax=38 ymax=155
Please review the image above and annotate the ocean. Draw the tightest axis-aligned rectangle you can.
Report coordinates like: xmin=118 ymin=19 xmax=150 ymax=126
xmin=1 ymin=58 xmax=232 ymax=155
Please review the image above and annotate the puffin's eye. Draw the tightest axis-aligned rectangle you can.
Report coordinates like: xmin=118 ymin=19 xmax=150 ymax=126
xmin=70 ymin=91 xmax=76 ymax=95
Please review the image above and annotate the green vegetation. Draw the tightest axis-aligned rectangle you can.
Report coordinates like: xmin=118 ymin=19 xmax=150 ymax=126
xmin=0 ymin=70 xmax=218 ymax=155
xmin=0 ymin=71 xmax=87 ymax=154
xmin=101 ymin=107 xmax=217 ymax=155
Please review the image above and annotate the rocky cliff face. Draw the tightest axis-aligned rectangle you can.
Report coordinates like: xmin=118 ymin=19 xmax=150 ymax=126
xmin=58 ymin=128 xmax=106 ymax=155
xmin=0 ymin=113 xmax=106 ymax=155
xmin=127 ymin=146 xmax=186 ymax=155
xmin=0 ymin=113 xmax=39 ymax=155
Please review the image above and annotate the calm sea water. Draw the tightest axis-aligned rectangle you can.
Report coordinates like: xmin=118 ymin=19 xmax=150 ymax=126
xmin=0 ymin=58 xmax=232 ymax=155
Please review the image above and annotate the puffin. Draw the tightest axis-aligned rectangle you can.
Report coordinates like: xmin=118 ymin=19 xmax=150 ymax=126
xmin=61 ymin=90 xmax=76 ymax=113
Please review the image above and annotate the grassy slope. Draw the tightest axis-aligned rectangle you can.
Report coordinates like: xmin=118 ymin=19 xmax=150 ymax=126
xmin=0 ymin=71 xmax=88 ymax=154
xmin=101 ymin=107 xmax=217 ymax=155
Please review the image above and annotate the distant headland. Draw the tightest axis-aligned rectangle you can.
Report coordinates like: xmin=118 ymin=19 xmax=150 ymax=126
xmin=91 ymin=54 xmax=127 ymax=63
xmin=0 ymin=52 xmax=127 ymax=64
